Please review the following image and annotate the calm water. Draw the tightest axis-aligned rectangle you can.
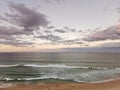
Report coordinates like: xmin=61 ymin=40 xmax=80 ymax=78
xmin=0 ymin=52 xmax=120 ymax=87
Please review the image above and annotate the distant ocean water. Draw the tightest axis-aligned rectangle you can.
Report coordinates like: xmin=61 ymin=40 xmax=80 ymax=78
xmin=0 ymin=52 xmax=120 ymax=87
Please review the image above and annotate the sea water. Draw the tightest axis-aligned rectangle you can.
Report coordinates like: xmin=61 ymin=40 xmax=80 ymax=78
xmin=0 ymin=52 xmax=120 ymax=87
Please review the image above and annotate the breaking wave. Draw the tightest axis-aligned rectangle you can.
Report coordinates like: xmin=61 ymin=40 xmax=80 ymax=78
xmin=0 ymin=64 xmax=120 ymax=83
xmin=0 ymin=64 xmax=112 ymax=70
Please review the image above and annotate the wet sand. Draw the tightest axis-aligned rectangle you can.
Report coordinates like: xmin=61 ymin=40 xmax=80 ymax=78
xmin=0 ymin=80 xmax=120 ymax=90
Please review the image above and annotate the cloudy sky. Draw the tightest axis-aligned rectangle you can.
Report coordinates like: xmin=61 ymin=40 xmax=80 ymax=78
xmin=0 ymin=0 xmax=120 ymax=52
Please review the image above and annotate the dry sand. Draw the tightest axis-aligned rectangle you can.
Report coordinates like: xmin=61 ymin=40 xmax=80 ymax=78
xmin=0 ymin=80 xmax=120 ymax=90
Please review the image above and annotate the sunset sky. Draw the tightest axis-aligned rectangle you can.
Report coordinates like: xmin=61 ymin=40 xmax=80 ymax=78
xmin=0 ymin=0 xmax=120 ymax=52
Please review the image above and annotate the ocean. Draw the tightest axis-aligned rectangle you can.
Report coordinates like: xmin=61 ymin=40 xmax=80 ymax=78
xmin=0 ymin=52 xmax=120 ymax=87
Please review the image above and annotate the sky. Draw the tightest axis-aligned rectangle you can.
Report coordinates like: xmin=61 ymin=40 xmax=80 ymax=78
xmin=0 ymin=0 xmax=120 ymax=52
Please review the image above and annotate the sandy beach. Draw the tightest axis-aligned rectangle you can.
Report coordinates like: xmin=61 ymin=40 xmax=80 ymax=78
xmin=0 ymin=80 xmax=120 ymax=90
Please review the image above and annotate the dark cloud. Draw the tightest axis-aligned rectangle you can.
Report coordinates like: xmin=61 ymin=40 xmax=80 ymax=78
xmin=0 ymin=2 xmax=88 ymax=47
xmin=36 ymin=34 xmax=62 ymax=41
xmin=0 ymin=34 xmax=16 ymax=41
xmin=78 ymin=30 xmax=82 ymax=32
xmin=0 ymin=25 xmax=23 ymax=35
xmin=0 ymin=21 xmax=35 ymax=47
xmin=102 ymin=42 xmax=120 ymax=47
xmin=70 ymin=29 xmax=76 ymax=32
xmin=47 ymin=26 xmax=55 ymax=29
xmin=44 ymin=0 xmax=64 ymax=3
xmin=0 ymin=16 xmax=8 ymax=21
xmin=59 ymin=39 xmax=83 ymax=45
xmin=53 ymin=27 xmax=76 ymax=33
xmin=74 ymin=42 xmax=83 ymax=44
xmin=0 ymin=2 xmax=50 ymax=47
xmin=64 ymin=26 xmax=76 ymax=32
xmin=11 ymin=41 xmax=34 ymax=47
xmin=0 ymin=39 xmax=33 ymax=47
xmin=116 ymin=7 xmax=120 ymax=13
xmin=84 ymin=25 xmax=120 ymax=41
xmin=0 ymin=34 xmax=34 ymax=47
xmin=0 ymin=25 xmax=35 ymax=46
xmin=54 ymin=29 xmax=66 ymax=33
xmin=5 ymin=2 xmax=49 ymax=31
xmin=44 ymin=30 xmax=52 ymax=33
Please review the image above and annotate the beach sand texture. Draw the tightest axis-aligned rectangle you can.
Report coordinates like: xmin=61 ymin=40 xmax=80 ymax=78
xmin=0 ymin=80 xmax=120 ymax=90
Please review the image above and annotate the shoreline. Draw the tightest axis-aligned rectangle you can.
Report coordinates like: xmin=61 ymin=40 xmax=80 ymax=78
xmin=1 ymin=79 xmax=120 ymax=90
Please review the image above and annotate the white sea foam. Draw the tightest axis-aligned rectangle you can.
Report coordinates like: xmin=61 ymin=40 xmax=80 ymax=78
xmin=1 ymin=68 xmax=120 ymax=83
xmin=23 ymin=64 xmax=109 ymax=70
xmin=23 ymin=64 xmax=80 ymax=68
xmin=0 ymin=64 xmax=115 ymax=70
xmin=0 ymin=64 xmax=21 ymax=68
xmin=0 ymin=64 xmax=120 ymax=83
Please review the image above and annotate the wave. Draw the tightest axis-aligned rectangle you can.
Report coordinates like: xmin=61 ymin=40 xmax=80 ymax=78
xmin=0 ymin=64 xmax=112 ymax=70
xmin=0 ymin=64 xmax=23 ymax=68
xmin=1 ymin=67 xmax=120 ymax=83
xmin=1 ymin=64 xmax=120 ymax=83
xmin=23 ymin=64 xmax=80 ymax=68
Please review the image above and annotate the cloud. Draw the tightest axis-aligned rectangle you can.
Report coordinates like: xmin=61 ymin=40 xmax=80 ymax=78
xmin=47 ymin=26 xmax=55 ymax=29
xmin=116 ymin=7 xmax=120 ymax=12
xmin=58 ymin=39 xmax=83 ymax=45
xmin=4 ymin=2 xmax=49 ymax=31
xmin=0 ymin=2 xmax=50 ymax=47
xmin=53 ymin=27 xmax=76 ymax=33
xmin=84 ymin=24 xmax=120 ymax=41
xmin=0 ymin=34 xmax=16 ymax=41
xmin=36 ymin=34 xmax=62 ymax=41
xmin=0 ymin=25 xmax=35 ymax=46
xmin=0 ymin=25 xmax=23 ymax=35
xmin=44 ymin=30 xmax=52 ymax=33
xmin=64 ymin=26 xmax=76 ymax=32
xmin=101 ymin=42 xmax=120 ymax=47
xmin=54 ymin=29 xmax=66 ymax=33
xmin=0 ymin=16 xmax=8 ymax=21
xmin=0 ymin=33 xmax=34 ymax=47
xmin=0 ymin=1 xmax=83 ymax=47
xmin=0 ymin=39 xmax=33 ymax=47
xmin=44 ymin=0 xmax=64 ymax=3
